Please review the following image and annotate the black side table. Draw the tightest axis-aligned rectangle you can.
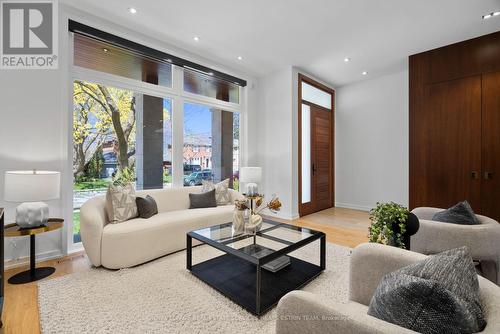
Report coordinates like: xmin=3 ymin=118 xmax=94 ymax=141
xmin=0 ymin=209 xmax=4 ymax=328
xmin=5 ymin=219 xmax=63 ymax=284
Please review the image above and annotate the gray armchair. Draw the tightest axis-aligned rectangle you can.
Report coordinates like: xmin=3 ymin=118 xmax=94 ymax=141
xmin=276 ymin=243 xmax=500 ymax=334
xmin=411 ymin=207 xmax=500 ymax=284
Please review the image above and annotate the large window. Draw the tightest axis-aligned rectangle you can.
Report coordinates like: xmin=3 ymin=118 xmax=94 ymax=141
xmin=183 ymin=102 xmax=239 ymax=189
xmin=72 ymin=81 xmax=172 ymax=242
xmin=71 ymin=32 xmax=244 ymax=246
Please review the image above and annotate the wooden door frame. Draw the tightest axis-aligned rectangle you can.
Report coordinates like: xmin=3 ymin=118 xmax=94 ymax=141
xmin=298 ymin=74 xmax=335 ymax=217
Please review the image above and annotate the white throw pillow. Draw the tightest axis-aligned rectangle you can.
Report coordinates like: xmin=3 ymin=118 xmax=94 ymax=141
xmin=106 ymin=183 xmax=138 ymax=223
xmin=202 ymin=179 xmax=231 ymax=205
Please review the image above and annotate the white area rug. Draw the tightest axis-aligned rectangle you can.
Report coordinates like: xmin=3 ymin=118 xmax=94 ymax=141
xmin=38 ymin=242 xmax=351 ymax=334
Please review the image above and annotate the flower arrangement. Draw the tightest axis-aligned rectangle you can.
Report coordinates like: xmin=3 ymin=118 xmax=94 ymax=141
xmin=233 ymin=195 xmax=282 ymax=234
xmin=234 ymin=195 xmax=282 ymax=215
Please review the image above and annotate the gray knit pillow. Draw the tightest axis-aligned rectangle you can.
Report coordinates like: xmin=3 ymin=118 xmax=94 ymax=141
xmin=368 ymin=247 xmax=486 ymax=334
xmin=432 ymin=200 xmax=479 ymax=225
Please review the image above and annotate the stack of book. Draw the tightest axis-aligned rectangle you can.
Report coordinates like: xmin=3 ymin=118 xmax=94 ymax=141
xmin=239 ymin=244 xmax=291 ymax=273
xmin=262 ymin=256 xmax=291 ymax=273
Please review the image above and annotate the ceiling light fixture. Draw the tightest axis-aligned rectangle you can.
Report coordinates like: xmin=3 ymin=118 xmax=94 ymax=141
xmin=344 ymin=57 xmax=351 ymax=62
xmin=237 ymin=56 xmax=243 ymax=60
xmin=362 ymin=71 xmax=368 ymax=75
xmin=128 ymin=7 xmax=137 ymax=14
xmin=102 ymin=48 xmax=109 ymax=53
xmin=193 ymin=36 xmax=200 ymax=42
xmin=208 ymin=72 xmax=214 ymax=76
xmin=482 ymin=11 xmax=500 ymax=19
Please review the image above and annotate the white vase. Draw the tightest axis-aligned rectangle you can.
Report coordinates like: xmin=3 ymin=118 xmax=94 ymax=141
xmin=233 ymin=209 xmax=245 ymax=234
xmin=246 ymin=214 xmax=263 ymax=234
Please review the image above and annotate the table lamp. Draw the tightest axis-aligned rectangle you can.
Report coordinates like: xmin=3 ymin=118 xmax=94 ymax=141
xmin=4 ymin=170 xmax=61 ymax=228
xmin=240 ymin=167 xmax=262 ymax=196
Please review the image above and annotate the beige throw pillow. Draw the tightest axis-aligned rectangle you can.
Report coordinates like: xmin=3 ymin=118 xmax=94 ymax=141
xmin=106 ymin=183 xmax=138 ymax=223
xmin=202 ymin=179 xmax=231 ymax=205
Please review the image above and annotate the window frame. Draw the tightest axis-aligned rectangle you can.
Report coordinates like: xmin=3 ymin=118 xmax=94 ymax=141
xmin=68 ymin=33 xmax=245 ymax=250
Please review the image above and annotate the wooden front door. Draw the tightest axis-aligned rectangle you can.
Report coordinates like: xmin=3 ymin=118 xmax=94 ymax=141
xmin=482 ymin=71 xmax=500 ymax=220
xmin=300 ymin=103 xmax=334 ymax=216
xmin=412 ymin=76 xmax=482 ymax=211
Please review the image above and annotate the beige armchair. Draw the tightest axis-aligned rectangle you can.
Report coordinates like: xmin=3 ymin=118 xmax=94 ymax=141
xmin=411 ymin=207 xmax=500 ymax=284
xmin=276 ymin=243 xmax=500 ymax=334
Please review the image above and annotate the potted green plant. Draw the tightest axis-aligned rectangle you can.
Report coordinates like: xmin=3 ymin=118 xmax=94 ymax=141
xmin=369 ymin=202 xmax=419 ymax=249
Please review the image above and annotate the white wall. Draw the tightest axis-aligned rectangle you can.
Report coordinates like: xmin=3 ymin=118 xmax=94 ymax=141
xmin=254 ymin=67 xmax=295 ymax=219
xmin=0 ymin=4 xmax=257 ymax=267
xmin=0 ymin=70 xmax=68 ymax=264
xmin=253 ymin=67 xmax=334 ymax=220
xmin=335 ymin=69 xmax=409 ymax=211
xmin=0 ymin=9 xmax=71 ymax=265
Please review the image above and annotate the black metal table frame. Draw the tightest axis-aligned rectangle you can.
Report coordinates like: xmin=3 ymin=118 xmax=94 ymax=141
xmin=187 ymin=221 xmax=326 ymax=315
xmin=5 ymin=220 xmax=64 ymax=285
xmin=8 ymin=233 xmax=56 ymax=284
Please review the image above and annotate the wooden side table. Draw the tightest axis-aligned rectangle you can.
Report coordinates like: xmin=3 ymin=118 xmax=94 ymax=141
xmin=5 ymin=219 xmax=64 ymax=284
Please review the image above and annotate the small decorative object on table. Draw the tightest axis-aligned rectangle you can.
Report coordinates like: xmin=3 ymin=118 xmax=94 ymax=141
xmin=368 ymin=201 xmax=419 ymax=249
xmin=240 ymin=167 xmax=262 ymax=196
xmin=233 ymin=199 xmax=248 ymax=234
xmin=234 ymin=194 xmax=282 ymax=234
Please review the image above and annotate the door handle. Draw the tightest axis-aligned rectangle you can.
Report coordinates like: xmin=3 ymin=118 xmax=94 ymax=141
xmin=471 ymin=171 xmax=479 ymax=180
xmin=484 ymin=171 xmax=494 ymax=180
xmin=312 ymin=163 xmax=317 ymax=175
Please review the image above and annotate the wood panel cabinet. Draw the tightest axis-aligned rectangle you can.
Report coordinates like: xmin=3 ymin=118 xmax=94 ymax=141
xmin=410 ymin=31 xmax=500 ymax=222
xmin=482 ymin=72 xmax=500 ymax=221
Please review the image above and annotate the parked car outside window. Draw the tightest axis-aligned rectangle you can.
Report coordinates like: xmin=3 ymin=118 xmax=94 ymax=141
xmin=183 ymin=170 xmax=213 ymax=186
xmin=183 ymin=164 xmax=201 ymax=175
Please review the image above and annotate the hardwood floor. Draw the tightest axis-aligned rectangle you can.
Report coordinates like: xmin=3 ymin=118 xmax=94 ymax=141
xmin=2 ymin=207 xmax=370 ymax=334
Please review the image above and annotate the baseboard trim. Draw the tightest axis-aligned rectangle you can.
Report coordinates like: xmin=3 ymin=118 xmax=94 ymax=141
xmin=266 ymin=212 xmax=299 ymax=221
xmin=335 ymin=202 xmax=371 ymax=212
xmin=5 ymin=249 xmax=65 ymax=270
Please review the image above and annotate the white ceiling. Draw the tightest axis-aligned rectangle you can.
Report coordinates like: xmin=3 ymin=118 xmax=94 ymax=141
xmin=62 ymin=0 xmax=500 ymax=87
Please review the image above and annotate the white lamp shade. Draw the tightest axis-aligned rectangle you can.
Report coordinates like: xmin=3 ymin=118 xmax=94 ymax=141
xmin=4 ymin=170 xmax=60 ymax=202
xmin=239 ymin=167 xmax=262 ymax=184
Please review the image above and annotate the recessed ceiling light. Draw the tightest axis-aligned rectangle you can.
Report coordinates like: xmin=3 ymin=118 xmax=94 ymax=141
xmin=362 ymin=71 xmax=368 ymax=75
xmin=102 ymin=48 xmax=109 ymax=53
xmin=208 ymin=72 xmax=214 ymax=76
xmin=193 ymin=36 xmax=200 ymax=42
xmin=483 ymin=13 xmax=492 ymax=19
xmin=344 ymin=57 xmax=351 ymax=62
xmin=494 ymin=11 xmax=500 ymax=16
xmin=128 ymin=7 xmax=137 ymax=14
xmin=237 ymin=56 xmax=243 ymax=60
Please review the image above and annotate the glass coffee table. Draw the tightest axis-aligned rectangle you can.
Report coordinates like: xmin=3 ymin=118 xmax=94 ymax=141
xmin=187 ymin=220 xmax=326 ymax=316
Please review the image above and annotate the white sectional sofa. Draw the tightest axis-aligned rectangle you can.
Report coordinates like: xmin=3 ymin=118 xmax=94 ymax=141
xmin=80 ymin=186 xmax=241 ymax=269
